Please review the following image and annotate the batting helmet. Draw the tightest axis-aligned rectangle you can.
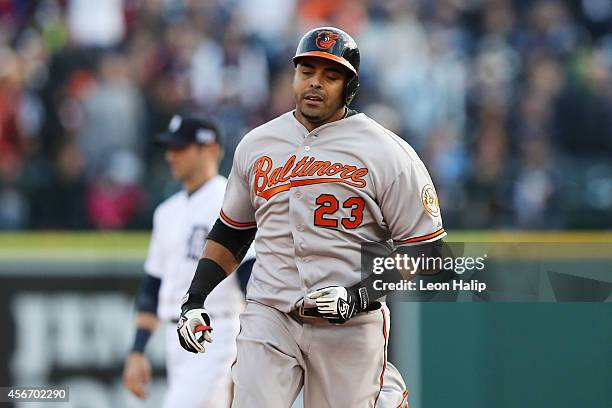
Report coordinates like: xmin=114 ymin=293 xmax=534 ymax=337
xmin=293 ymin=27 xmax=360 ymax=106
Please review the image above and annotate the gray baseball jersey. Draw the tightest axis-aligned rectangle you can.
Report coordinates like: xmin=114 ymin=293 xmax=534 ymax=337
xmin=221 ymin=111 xmax=445 ymax=313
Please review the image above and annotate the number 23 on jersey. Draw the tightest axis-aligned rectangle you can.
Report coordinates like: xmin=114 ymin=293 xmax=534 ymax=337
xmin=313 ymin=194 xmax=365 ymax=229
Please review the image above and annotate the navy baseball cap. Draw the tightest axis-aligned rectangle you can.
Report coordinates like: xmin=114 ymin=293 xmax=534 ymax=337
xmin=156 ymin=114 xmax=221 ymax=148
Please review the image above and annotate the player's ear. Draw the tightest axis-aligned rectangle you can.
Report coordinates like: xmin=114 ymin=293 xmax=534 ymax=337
xmin=203 ymin=143 xmax=222 ymax=160
xmin=217 ymin=146 xmax=224 ymax=163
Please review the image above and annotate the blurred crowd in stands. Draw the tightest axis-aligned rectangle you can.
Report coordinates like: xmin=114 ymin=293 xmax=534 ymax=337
xmin=0 ymin=0 xmax=611 ymax=230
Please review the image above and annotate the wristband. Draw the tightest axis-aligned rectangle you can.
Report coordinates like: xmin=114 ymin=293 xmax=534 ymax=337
xmin=135 ymin=273 xmax=161 ymax=313
xmin=132 ymin=328 xmax=152 ymax=353
xmin=349 ymin=267 xmax=402 ymax=310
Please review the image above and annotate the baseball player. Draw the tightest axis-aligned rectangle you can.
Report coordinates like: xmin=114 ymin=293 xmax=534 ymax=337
xmin=177 ymin=27 xmax=445 ymax=407
xmin=123 ymin=114 xmax=254 ymax=407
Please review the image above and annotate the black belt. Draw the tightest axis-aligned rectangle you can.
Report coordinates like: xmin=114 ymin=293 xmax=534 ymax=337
xmin=288 ymin=305 xmax=327 ymax=323
xmin=296 ymin=305 xmax=327 ymax=318
xmin=288 ymin=302 xmax=382 ymax=324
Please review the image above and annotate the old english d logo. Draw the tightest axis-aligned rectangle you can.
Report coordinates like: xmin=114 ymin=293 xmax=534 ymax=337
xmin=316 ymin=31 xmax=339 ymax=49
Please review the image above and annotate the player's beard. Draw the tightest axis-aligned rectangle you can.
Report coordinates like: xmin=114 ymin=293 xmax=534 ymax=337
xmin=299 ymin=98 xmax=344 ymax=125
xmin=301 ymin=109 xmax=324 ymax=122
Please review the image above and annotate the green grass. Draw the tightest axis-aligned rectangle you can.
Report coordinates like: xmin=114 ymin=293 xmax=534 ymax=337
xmin=446 ymin=230 xmax=612 ymax=242
xmin=0 ymin=231 xmax=149 ymax=248
xmin=0 ymin=230 xmax=610 ymax=261
xmin=0 ymin=232 xmax=150 ymax=261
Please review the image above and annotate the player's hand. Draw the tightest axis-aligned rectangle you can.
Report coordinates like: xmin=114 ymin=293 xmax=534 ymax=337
xmin=177 ymin=304 xmax=213 ymax=353
xmin=307 ymin=286 xmax=361 ymax=324
xmin=122 ymin=352 xmax=152 ymax=399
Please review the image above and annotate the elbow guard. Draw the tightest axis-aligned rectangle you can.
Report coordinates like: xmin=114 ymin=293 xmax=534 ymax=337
xmin=207 ymin=218 xmax=256 ymax=262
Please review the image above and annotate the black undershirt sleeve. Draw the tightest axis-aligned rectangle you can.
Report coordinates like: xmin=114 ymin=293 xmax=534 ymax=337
xmin=135 ymin=273 xmax=161 ymax=314
xmin=207 ymin=218 xmax=256 ymax=262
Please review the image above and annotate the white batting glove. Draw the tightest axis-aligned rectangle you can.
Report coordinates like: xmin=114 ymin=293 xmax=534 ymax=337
xmin=307 ymin=286 xmax=359 ymax=324
xmin=177 ymin=307 xmax=213 ymax=354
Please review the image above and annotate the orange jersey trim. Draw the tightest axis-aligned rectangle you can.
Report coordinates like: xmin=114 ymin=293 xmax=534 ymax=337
xmin=397 ymin=390 xmax=410 ymax=408
xmin=219 ymin=210 xmax=256 ymax=229
xmin=395 ymin=228 xmax=445 ymax=244
xmin=373 ymin=308 xmax=388 ymax=407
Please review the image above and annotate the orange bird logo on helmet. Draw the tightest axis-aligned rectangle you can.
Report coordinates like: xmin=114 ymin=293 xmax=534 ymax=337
xmin=316 ymin=31 xmax=340 ymax=49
